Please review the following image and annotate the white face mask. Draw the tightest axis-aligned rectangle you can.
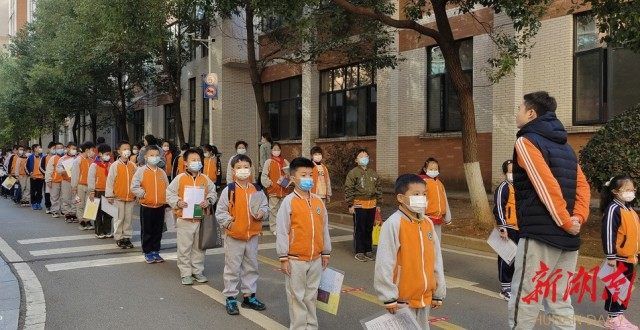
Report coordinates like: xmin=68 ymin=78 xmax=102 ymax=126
xmin=132 ymin=149 xmax=139 ymax=155
xmin=237 ymin=148 xmax=247 ymax=155
xmin=506 ymin=173 xmax=513 ymax=182
xmin=272 ymin=150 xmax=281 ymax=157
xmin=620 ymin=191 xmax=636 ymax=203
xmin=426 ymin=170 xmax=439 ymax=178
xmin=101 ymin=155 xmax=111 ymax=162
xmin=406 ymin=195 xmax=427 ymax=214
xmin=313 ymin=155 xmax=322 ymax=163
xmin=204 ymin=152 xmax=211 ymax=158
xmin=235 ymin=168 xmax=251 ymax=180
xmin=122 ymin=150 xmax=131 ymax=158
xmin=162 ymin=146 xmax=170 ymax=151
xmin=69 ymin=149 xmax=77 ymax=156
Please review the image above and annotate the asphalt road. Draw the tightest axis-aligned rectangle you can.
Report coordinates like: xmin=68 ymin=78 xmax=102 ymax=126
xmin=0 ymin=197 xmax=637 ymax=329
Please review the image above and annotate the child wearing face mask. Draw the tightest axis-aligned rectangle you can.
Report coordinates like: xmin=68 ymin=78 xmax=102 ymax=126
xmin=260 ymin=142 xmax=290 ymax=234
xmin=310 ymin=146 xmax=332 ymax=204
xmin=418 ymin=157 xmax=451 ymax=240
xmin=374 ymin=174 xmax=446 ymax=329
xmin=71 ymin=141 xmax=96 ymax=230
xmin=43 ymin=142 xmax=57 ymax=213
xmin=167 ymin=148 xmax=218 ymax=286
xmin=202 ymin=144 xmax=218 ymax=184
xmin=172 ymin=143 xmax=190 ymax=179
xmin=258 ymin=133 xmax=272 ymax=188
xmin=600 ymin=175 xmax=639 ymax=330
xmin=130 ymin=143 xmax=141 ymax=163
xmin=45 ymin=143 xmax=65 ymax=218
xmin=215 ymin=154 xmax=269 ymax=315
xmin=57 ymin=142 xmax=78 ymax=222
xmin=162 ymin=141 xmax=173 ymax=180
xmin=344 ymin=148 xmax=382 ymax=262
xmin=8 ymin=145 xmax=29 ymax=206
xmin=105 ymin=141 xmax=137 ymax=249
xmin=131 ymin=145 xmax=170 ymax=263
xmin=226 ymin=140 xmax=248 ymax=184
xmin=492 ymin=160 xmax=519 ymax=301
xmin=276 ymin=157 xmax=331 ymax=330
xmin=88 ymin=144 xmax=114 ymax=238
xmin=26 ymin=144 xmax=46 ymax=210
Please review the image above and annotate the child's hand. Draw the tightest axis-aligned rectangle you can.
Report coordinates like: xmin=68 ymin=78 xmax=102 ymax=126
xmin=348 ymin=206 xmax=355 ymax=214
xmin=88 ymin=192 xmax=95 ymax=202
xmin=431 ymin=299 xmax=443 ymax=309
xmin=607 ymin=259 xmax=617 ymax=267
xmin=386 ymin=304 xmax=398 ymax=314
xmin=107 ymin=197 xmax=114 ymax=204
xmin=321 ymin=256 xmax=330 ymax=270
xmin=499 ymin=228 xmax=508 ymax=240
xmin=254 ymin=211 xmax=265 ymax=220
xmin=280 ymin=260 xmax=291 ymax=276
xmin=198 ymin=201 xmax=208 ymax=209
xmin=177 ymin=200 xmax=188 ymax=208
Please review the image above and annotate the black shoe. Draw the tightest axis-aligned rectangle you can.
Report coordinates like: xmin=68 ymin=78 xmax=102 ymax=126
xmin=241 ymin=294 xmax=266 ymax=311
xmin=116 ymin=239 xmax=125 ymax=248
xmin=226 ymin=297 xmax=240 ymax=315
xmin=124 ymin=239 xmax=134 ymax=249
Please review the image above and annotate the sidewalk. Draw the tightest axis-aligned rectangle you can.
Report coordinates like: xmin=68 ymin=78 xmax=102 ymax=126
xmin=0 ymin=256 xmax=20 ymax=330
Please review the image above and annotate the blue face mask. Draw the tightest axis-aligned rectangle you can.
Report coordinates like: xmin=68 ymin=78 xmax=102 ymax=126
xmin=299 ymin=177 xmax=314 ymax=191
xmin=358 ymin=157 xmax=369 ymax=167
xmin=188 ymin=161 xmax=203 ymax=172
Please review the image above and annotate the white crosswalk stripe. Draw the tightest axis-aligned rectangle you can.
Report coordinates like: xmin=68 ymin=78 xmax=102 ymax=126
xmin=29 ymin=238 xmax=177 ymax=256
xmin=18 ymin=231 xmax=142 ymax=244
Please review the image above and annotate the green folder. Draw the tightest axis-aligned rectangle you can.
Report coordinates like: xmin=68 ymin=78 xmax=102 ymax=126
xmin=193 ymin=204 xmax=204 ymax=219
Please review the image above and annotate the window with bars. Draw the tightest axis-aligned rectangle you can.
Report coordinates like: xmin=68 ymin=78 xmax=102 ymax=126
xmin=264 ymin=76 xmax=302 ymax=140
xmin=164 ymin=103 xmax=177 ymax=144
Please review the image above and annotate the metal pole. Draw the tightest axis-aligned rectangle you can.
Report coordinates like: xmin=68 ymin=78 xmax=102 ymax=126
xmin=208 ymin=36 xmax=214 ymax=146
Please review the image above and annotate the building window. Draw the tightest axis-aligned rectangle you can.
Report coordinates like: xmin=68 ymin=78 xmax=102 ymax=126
xmin=164 ymin=103 xmax=177 ymax=144
xmin=427 ymin=38 xmax=472 ymax=133
xmin=189 ymin=78 xmax=196 ymax=143
xmin=319 ymin=64 xmax=376 ymax=138
xmin=201 ymin=97 xmax=210 ymax=144
xmin=132 ymin=110 xmax=144 ymax=144
xmin=264 ymin=76 xmax=302 ymax=140
xmin=574 ymin=13 xmax=640 ymax=125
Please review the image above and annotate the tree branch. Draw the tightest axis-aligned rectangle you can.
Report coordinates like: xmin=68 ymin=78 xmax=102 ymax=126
xmin=331 ymin=0 xmax=441 ymax=43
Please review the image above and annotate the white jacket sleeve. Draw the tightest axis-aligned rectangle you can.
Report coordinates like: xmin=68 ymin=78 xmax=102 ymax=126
xmin=166 ymin=174 xmax=182 ymax=209
xmin=321 ymin=201 xmax=331 ymax=256
xmin=105 ymin=163 xmax=118 ymax=198
xmin=70 ymin=157 xmax=81 ymax=189
xmin=444 ymin=191 xmax=452 ymax=224
xmin=374 ymin=215 xmax=401 ymax=306
xmin=225 ymin=156 xmax=234 ymax=184
xmin=45 ymin=156 xmax=55 ymax=183
xmin=215 ymin=187 xmax=233 ymax=228
xmin=130 ymin=167 xmax=146 ymax=199
xmin=275 ymin=195 xmax=293 ymax=260
xmin=87 ymin=163 xmax=97 ymax=192
xmin=260 ymin=159 xmax=273 ymax=188
xmin=432 ymin=224 xmax=446 ymax=301
xmin=205 ymin=176 xmax=218 ymax=205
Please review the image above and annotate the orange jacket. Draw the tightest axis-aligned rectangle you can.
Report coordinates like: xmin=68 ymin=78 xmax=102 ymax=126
xmin=203 ymin=157 xmax=217 ymax=183
xmin=275 ymin=191 xmax=331 ymax=261
xmin=311 ymin=163 xmax=332 ymax=198
xmin=58 ymin=155 xmax=75 ymax=182
xmin=166 ymin=173 xmax=216 ymax=219
xmin=50 ymin=155 xmax=63 ymax=183
xmin=262 ymin=158 xmax=289 ymax=198
xmin=603 ymin=200 xmax=640 ymax=264
xmin=216 ymin=183 xmax=267 ymax=241
xmin=77 ymin=156 xmax=92 ymax=185
xmin=493 ymin=181 xmax=518 ymax=230
xmin=164 ymin=151 xmax=173 ymax=177
xmin=30 ymin=156 xmax=44 ymax=179
xmin=105 ymin=160 xmax=137 ymax=202
xmin=131 ymin=166 xmax=169 ymax=208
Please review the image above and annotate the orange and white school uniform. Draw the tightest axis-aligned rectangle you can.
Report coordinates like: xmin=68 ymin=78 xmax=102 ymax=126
xmin=374 ymin=210 xmax=446 ymax=329
xmin=422 ymin=175 xmax=452 ymax=239
xmin=57 ymin=154 xmax=77 ymax=218
xmin=216 ymin=181 xmax=269 ymax=298
xmin=71 ymin=154 xmax=94 ymax=227
xmin=45 ymin=154 xmax=64 ymax=216
xmin=275 ymin=190 xmax=331 ymax=330
xmin=203 ymin=156 xmax=218 ymax=184
xmin=260 ymin=156 xmax=290 ymax=233
xmin=88 ymin=159 xmax=113 ymax=237
xmin=166 ymin=172 xmax=217 ymax=278
xmin=311 ymin=161 xmax=332 ymax=202
xmin=131 ymin=165 xmax=170 ymax=255
xmin=105 ymin=159 xmax=137 ymax=241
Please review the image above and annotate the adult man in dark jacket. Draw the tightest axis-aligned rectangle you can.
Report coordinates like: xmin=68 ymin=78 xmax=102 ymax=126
xmin=508 ymin=92 xmax=591 ymax=329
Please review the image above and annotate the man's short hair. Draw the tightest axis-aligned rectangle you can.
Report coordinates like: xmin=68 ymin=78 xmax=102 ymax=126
xmin=502 ymin=160 xmax=513 ymax=174
xmin=32 ymin=144 xmax=40 ymax=149
xmin=183 ymin=148 xmax=203 ymax=162
xmin=47 ymin=142 xmax=56 ymax=148
xmin=524 ymin=91 xmax=557 ymax=117
xmin=66 ymin=141 xmax=76 ymax=148
xmin=310 ymin=146 xmax=323 ymax=155
xmin=80 ymin=141 xmax=95 ymax=152
xmin=290 ymin=157 xmax=314 ymax=174
xmin=231 ymin=154 xmax=252 ymax=168
xmin=97 ymin=143 xmax=111 ymax=154
xmin=235 ymin=140 xmax=248 ymax=149
xmin=147 ymin=145 xmax=159 ymax=152
xmin=117 ymin=140 xmax=130 ymax=150
xmin=395 ymin=174 xmax=426 ymax=195
xmin=354 ymin=148 xmax=368 ymax=159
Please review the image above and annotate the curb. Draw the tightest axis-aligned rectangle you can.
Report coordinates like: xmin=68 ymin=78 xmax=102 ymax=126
xmin=0 ymin=256 xmax=20 ymax=330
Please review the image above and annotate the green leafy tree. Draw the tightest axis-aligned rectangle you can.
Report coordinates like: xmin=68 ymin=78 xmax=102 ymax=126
xmin=581 ymin=0 xmax=640 ymax=51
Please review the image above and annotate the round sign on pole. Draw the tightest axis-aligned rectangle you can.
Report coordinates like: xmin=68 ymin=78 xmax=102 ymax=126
xmin=206 ymin=73 xmax=218 ymax=86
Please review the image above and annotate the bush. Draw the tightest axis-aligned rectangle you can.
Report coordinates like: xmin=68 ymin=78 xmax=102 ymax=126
xmin=579 ymin=104 xmax=640 ymax=192
xmin=324 ymin=143 xmax=363 ymax=189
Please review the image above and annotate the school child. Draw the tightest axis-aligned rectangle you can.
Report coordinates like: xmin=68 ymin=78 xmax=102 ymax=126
xmin=166 ymin=148 xmax=217 ymax=285
xmin=202 ymin=144 xmax=218 ymax=184
xmin=216 ymin=154 xmax=269 ymax=315
xmin=26 ymin=144 xmax=46 ymax=210
xmin=8 ymin=145 xmax=29 ymax=206
xmin=45 ymin=143 xmax=65 ymax=218
xmin=71 ymin=141 xmax=96 ymax=230
xmin=105 ymin=141 xmax=137 ymax=249
xmin=600 ymin=175 xmax=639 ymax=330
xmin=226 ymin=140 xmax=248 ymax=184
xmin=310 ymin=146 xmax=332 ymax=203
xmin=260 ymin=142 xmax=290 ymax=234
xmin=162 ymin=141 xmax=174 ymax=180
xmin=88 ymin=144 xmax=114 ymax=239
xmin=131 ymin=143 xmax=141 ymax=163
xmin=131 ymin=145 xmax=169 ymax=263
xmin=493 ymin=160 xmax=519 ymax=300
xmin=57 ymin=142 xmax=78 ymax=222
xmin=43 ymin=142 xmax=56 ymax=213
xmin=344 ymin=148 xmax=382 ymax=262
xmin=172 ymin=143 xmax=190 ymax=179
xmin=374 ymin=174 xmax=446 ymax=330
xmin=418 ymin=157 xmax=452 ymax=239
xmin=275 ymin=157 xmax=331 ymax=330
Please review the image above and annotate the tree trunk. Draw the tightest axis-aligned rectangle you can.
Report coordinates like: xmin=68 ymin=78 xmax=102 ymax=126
xmin=90 ymin=96 xmax=98 ymax=142
xmin=116 ymin=73 xmax=130 ymax=141
xmin=159 ymin=40 xmax=185 ymax=145
xmin=52 ymin=125 xmax=58 ymax=142
xmin=72 ymin=111 xmax=80 ymax=143
xmin=244 ymin=3 xmax=270 ymax=135
xmin=433 ymin=1 xmax=493 ymax=228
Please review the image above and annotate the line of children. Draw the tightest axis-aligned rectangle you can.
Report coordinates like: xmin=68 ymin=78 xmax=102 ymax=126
xmin=276 ymin=157 xmax=331 ymax=330
xmin=71 ymin=141 xmax=96 ymax=230
xmin=87 ymin=143 xmax=114 ymax=239
xmin=26 ymin=144 xmax=46 ymax=210
xmin=374 ymin=173 xmax=446 ymax=330
xmin=131 ymin=145 xmax=169 ymax=263
xmin=492 ymin=160 xmax=519 ymax=300
xmin=57 ymin=142 xmax=78 ymax=222
xmin=310 ymin=146 xmax=332 ymax=204
xmin=216 ymin=154 xmax=269 ymax=315
xmin=600 ymin=175 xmax=638 ymax=330
xmin=166 ymin=148 xmax=217 ymax=285
xmin=105 ymin=141 xmax=137 ymax=249
xmin=418 ymin=157 xmax=451 ymax=239
xmin=344 ymin=148 xmax=382 ymax=262
xmin=45 ymin=142 xmax=65 ymax=218
xmin=261 ymin=142 xmax=290 ymax=235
